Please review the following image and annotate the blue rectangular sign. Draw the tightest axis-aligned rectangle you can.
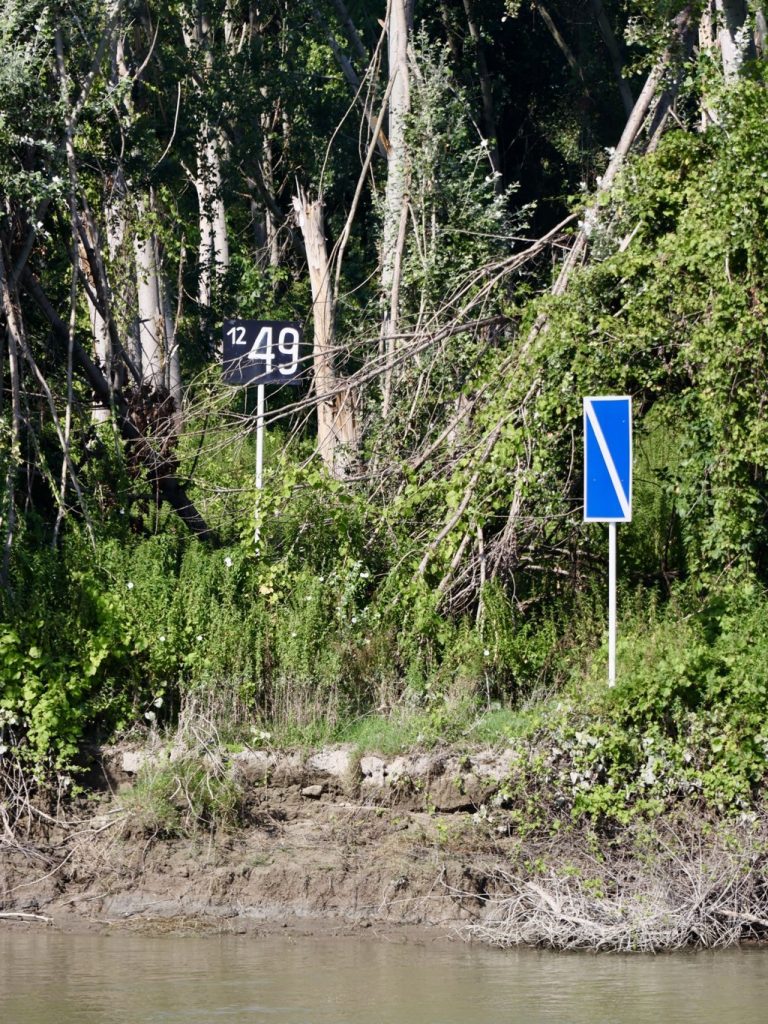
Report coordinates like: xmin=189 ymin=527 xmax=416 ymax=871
xmin=583 ymin=396 xmax=632 ymax=523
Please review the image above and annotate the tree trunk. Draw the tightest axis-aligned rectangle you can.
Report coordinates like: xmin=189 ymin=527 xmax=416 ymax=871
xmin=195 ymin=129 xmax=230 ymax=309
xmin=292 ymin=191 xmax=359 ymax=477
xmin=134 ymin=198 xmax=165 ymax=391
xmin=699 ymin=3 xmax=719 ymax=126
xmin=183 ymin=13 xmax=230 ymax=313
xmin=714 ymin=0 xmax=750 ymax=80
xmin=756 ymin=9 xmax=767 ymax=57
xmin=535 ymin=2 xmax=586 ymax=85
xmin=78 ymin=212 xmax=112 ymax=422
xmin=380 ymin=0 xmax=413 ymax=418
xmin=261 ymin=110 xmax=281 ymax=268
xmin=0 ymin=251 xmax=23 ymax=586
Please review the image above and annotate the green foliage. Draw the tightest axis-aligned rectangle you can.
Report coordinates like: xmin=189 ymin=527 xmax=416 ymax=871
xmin=526 ymin=69 xmax=768 ymax=582
xmin=3 ymin=0 xmax=768 ymax=848
xmin=0 ymin=541 xmax=142 ymax=771
xmin=509 ymin=581 xmax=768 ymax=825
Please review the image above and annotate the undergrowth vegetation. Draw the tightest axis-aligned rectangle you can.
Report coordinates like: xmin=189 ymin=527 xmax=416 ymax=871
xmin=3 ymin=64 xmax=768 ymax=839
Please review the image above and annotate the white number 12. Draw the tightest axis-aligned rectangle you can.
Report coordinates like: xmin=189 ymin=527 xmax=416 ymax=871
xmin=226 ymin=324 xmax=246 ymax=346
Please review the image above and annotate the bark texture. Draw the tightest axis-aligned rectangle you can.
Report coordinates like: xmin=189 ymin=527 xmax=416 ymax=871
xmin=380 ymin=0 xmax=413 ymax=417
xmin=292 ymin=192 xmax=359 ymax=477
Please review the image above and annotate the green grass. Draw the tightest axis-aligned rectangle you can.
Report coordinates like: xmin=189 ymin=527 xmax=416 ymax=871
xmin=257 ymin=700 xmax=540 ymax=755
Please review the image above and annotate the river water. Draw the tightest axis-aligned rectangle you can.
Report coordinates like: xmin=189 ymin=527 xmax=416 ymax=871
xmin=2 ymin=929 xmax=768 ymax=1023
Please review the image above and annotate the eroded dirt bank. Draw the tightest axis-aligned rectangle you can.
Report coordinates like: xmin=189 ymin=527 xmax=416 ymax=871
xmin=0 ymin=745 xmax=513 ymax=939
xmin=4 ymin=743 xmax=768 ymax=952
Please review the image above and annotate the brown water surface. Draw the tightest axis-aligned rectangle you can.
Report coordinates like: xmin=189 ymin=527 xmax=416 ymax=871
xmin=2 ymin=929 xmax=768 ymax=1023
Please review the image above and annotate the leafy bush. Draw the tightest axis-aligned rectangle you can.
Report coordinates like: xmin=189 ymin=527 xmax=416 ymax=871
xmin=505 ymin=581 xmax=768 ymax=825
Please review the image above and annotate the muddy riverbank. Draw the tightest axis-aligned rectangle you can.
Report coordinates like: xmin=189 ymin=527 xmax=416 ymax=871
xmin=3 ymin=742 xmax=768 ymax=951
xmin=0 ymin=743 xmax=514 ymax=940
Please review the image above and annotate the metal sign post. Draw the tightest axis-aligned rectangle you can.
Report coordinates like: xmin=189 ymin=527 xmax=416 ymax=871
xmin=221 ymin=319 xmax=304 ymax=546
xmin=254 ymin=383 xmax=265 ymax=545
xmin=583 ymin=396 xmax=632 ymax=687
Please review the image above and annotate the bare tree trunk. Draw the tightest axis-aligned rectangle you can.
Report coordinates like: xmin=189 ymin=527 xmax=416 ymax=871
xmin=714 ymin=0 xmax=750 ymax=79
xmin=293 ymin=190 xmax=337 ymax=471
xmin=381 ymin=0 xmax=413 ymax=418
xmin=756 ymin=9 xmax=767 ymax=57
xmin=162 ymin=262 xmax=182 ymax=417
xmin=183 ymin=14 xmax=230 ymax=313
xmin=535 ymin=2 xmax=586 ymax=85
xmin=261 ymin=110 xmax=281 ymax=269
xmin=195 ymin=129 xmax=230 ymax=309
xmin=134 ymin=198 xmax=165 ymax=391
xmin=699 ymin=2 xmax=719 ymax=126
xmin=292 ymin=191 xmax=359 ymax=476
xmin=79 ymin=213 xmax=112 ymax=422
xmin=699 ymin=1 xmax=749 ymax=121
xmin=647 ymin=24 xmax=697 ymax=152
xmin=0 ymin=251 xmax=23 ymax=587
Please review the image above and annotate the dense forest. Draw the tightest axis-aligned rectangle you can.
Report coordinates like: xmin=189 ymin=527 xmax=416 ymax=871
xmin=1 ymin=0 xmax=768 ymax=826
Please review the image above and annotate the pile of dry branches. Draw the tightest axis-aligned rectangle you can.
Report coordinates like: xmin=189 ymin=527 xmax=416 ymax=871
xmin=463 ymin=818 xmax=768 ymax=952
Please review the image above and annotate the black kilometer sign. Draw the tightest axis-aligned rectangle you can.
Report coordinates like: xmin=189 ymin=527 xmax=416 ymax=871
xmin=222 ymin=319 xmax=304 ymax=386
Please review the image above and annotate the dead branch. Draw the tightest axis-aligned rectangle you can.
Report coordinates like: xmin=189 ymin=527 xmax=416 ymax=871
xmin=20 ymin=270 xmax=213 ymax=540
xmin=462 ymin=816 xmax=768 ymax=951
xmin=526 ymin=5 xmax=695 ymax=352
xmin=0 ymin=912 xmax=52 ymax=924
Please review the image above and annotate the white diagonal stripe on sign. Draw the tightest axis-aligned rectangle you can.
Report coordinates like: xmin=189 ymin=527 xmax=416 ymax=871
xmin=585 ymin=400 xmax=630 ymax=520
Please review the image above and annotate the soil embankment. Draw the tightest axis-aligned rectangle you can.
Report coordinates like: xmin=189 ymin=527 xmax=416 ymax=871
xmin=4 ymin=743 xmax=768 ymax=952
xmin=0 ymin=745 xmax=512 ymax=939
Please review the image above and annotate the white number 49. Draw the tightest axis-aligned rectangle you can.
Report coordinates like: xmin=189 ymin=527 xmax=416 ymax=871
xmin=226 ymin=323 xmax=300 ymax=376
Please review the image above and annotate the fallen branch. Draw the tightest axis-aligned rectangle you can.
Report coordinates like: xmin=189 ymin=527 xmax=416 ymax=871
xmin=0 ymin=912 xmax=52 ymax=925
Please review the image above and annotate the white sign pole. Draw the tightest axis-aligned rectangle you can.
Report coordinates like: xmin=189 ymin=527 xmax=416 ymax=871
xmin=608 ymin=521 xmax=617 ymax=687
xmin=254 ymin=382 xmax=265 ymax=545
xmin=584 ymin=395 xmax=631 ymax=688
